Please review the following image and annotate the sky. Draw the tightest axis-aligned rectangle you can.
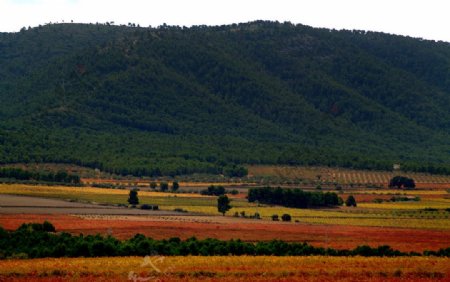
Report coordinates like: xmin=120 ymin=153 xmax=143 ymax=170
xmin=0 ymin=0 xmax=449 ymax=42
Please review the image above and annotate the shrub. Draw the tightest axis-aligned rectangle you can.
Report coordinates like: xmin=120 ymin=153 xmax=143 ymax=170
xmin=271 ymin=214 xmax=279 ymax=221
xmin=141 ymin=204 xmax=158 ymax=210
xmin=174 ymin=208 xmax=188 ymax=213
xmin=345 ymin=195 xmax=357 ymax=207
xmin=160 ymin=182 xmax=169 ymax=191
xmin=230 ymin=189 xmax=239 ymax=195
xmin=43 ymin=221 xmax=56 ymax=232
xmin=390 ymin=196 xmax=420 ymax=202
xmin=389 ymin=176 xmax=415 ymax=189
xmin=281 ymin=214 xmax=292 ymax=222
xmin=424 ymin=208 xmax=438 ymax=212
xmin=201 ymin=185 xmax=225 ymax=196
xmin=171 ymin=181 xmax=179 ymax=192
xmin=18 ymin=222 xmax=55 ymax=232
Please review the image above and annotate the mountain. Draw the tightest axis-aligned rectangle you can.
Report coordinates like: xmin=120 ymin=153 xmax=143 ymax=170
xmin=0 ymin=21 xmax=449 ymax=176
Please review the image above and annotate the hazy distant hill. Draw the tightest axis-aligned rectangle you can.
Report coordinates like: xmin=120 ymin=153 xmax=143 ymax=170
xmin=0 ymin=21 xmax=449 ymax=176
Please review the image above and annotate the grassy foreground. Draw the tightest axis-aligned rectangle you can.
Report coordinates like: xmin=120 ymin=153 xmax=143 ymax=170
xmin=1 ymin=256 xmax=449 ymax=281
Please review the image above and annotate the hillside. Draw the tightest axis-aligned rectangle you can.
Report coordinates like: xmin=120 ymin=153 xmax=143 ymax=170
xmin=0 ymin=21 xmax=449 ymax=176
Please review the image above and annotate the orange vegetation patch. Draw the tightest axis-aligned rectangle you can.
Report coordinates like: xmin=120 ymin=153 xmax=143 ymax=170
xmin=1 ymin=256 xmax=450 ymax=282
xmin=1 ymin=214 xmax=449 ymax=252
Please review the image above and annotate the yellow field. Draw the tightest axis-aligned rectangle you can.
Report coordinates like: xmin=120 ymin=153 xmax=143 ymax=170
xmin=0 ymin=184 xmax=221 ymax=208
xmin=0 ymin=256 xmax=448 ymax=281
xmin=297 ymin=217 xmax=450 ymax=229
xmin=167 ymin=205 xmax=449 ymax=229
xmin=0 ymin=184 xmax=209 ymax=198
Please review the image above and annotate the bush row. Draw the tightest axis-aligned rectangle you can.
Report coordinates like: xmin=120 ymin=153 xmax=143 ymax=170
xmin=0 ymin=168 xmax=80 ymax=184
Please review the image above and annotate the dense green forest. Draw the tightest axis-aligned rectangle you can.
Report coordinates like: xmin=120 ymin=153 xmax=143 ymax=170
xmin=1 ymin=222 xmax=449 ymax=258
xmin=0 ymin=21 xmax=449 ymax=176
xmin=248 ymin=187 xmax=342 ymax=208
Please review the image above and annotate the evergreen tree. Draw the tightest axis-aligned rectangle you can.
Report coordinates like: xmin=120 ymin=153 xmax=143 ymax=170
xmin=160 ymin=182 xmax=169 ymax=192
xmin=128 ymin=189 xmax=139 ymax=206
xmin=389 ymin=176 xmax=416 ymax=189
xmin=217 ymin=195 xmax=231 ymax=216
xmin=171 ymin=181 xmax=179 ymax=192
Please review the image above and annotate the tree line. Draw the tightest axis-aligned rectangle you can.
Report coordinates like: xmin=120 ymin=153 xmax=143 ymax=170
xmin=1 ymin=222 xmax=449 ymax=258
xmin=0 ymin=168 xmax=80 ymax=184
xmin=247 ymin=187 xmax=342 ymax=208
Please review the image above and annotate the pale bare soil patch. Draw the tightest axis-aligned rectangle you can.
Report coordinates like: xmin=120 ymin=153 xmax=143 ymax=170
xmin=0 ymin=195 xmax=181 ymax=215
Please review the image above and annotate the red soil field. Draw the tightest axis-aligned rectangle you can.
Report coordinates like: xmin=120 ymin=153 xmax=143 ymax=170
xmin=1 ymin=214 xmax=449 ymax=252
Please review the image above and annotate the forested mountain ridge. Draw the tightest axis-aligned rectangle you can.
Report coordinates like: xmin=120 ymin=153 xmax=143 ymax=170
xmin=0 ymin=21 xmax=449 ymax=176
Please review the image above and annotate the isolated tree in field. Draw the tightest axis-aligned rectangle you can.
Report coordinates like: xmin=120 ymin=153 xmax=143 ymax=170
xmin=160 ymin=182 xmax=169 ymax=192
xmin=128 ymin=189 xmax=139 ymax=206
xmin=171 ymin=181 xmax=179 ymax=192
xmin=149 ymin=182 xmax=157 ymax=189
xmin=345 ymin=195 xmax=357 ymax=207
xmin=389 ymin=176 xmax=415 ymax=189
xmin=217 ymin=195 xmax=231 ymax=216
xmin=281 ymin=214 xmax=292 ymax=222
